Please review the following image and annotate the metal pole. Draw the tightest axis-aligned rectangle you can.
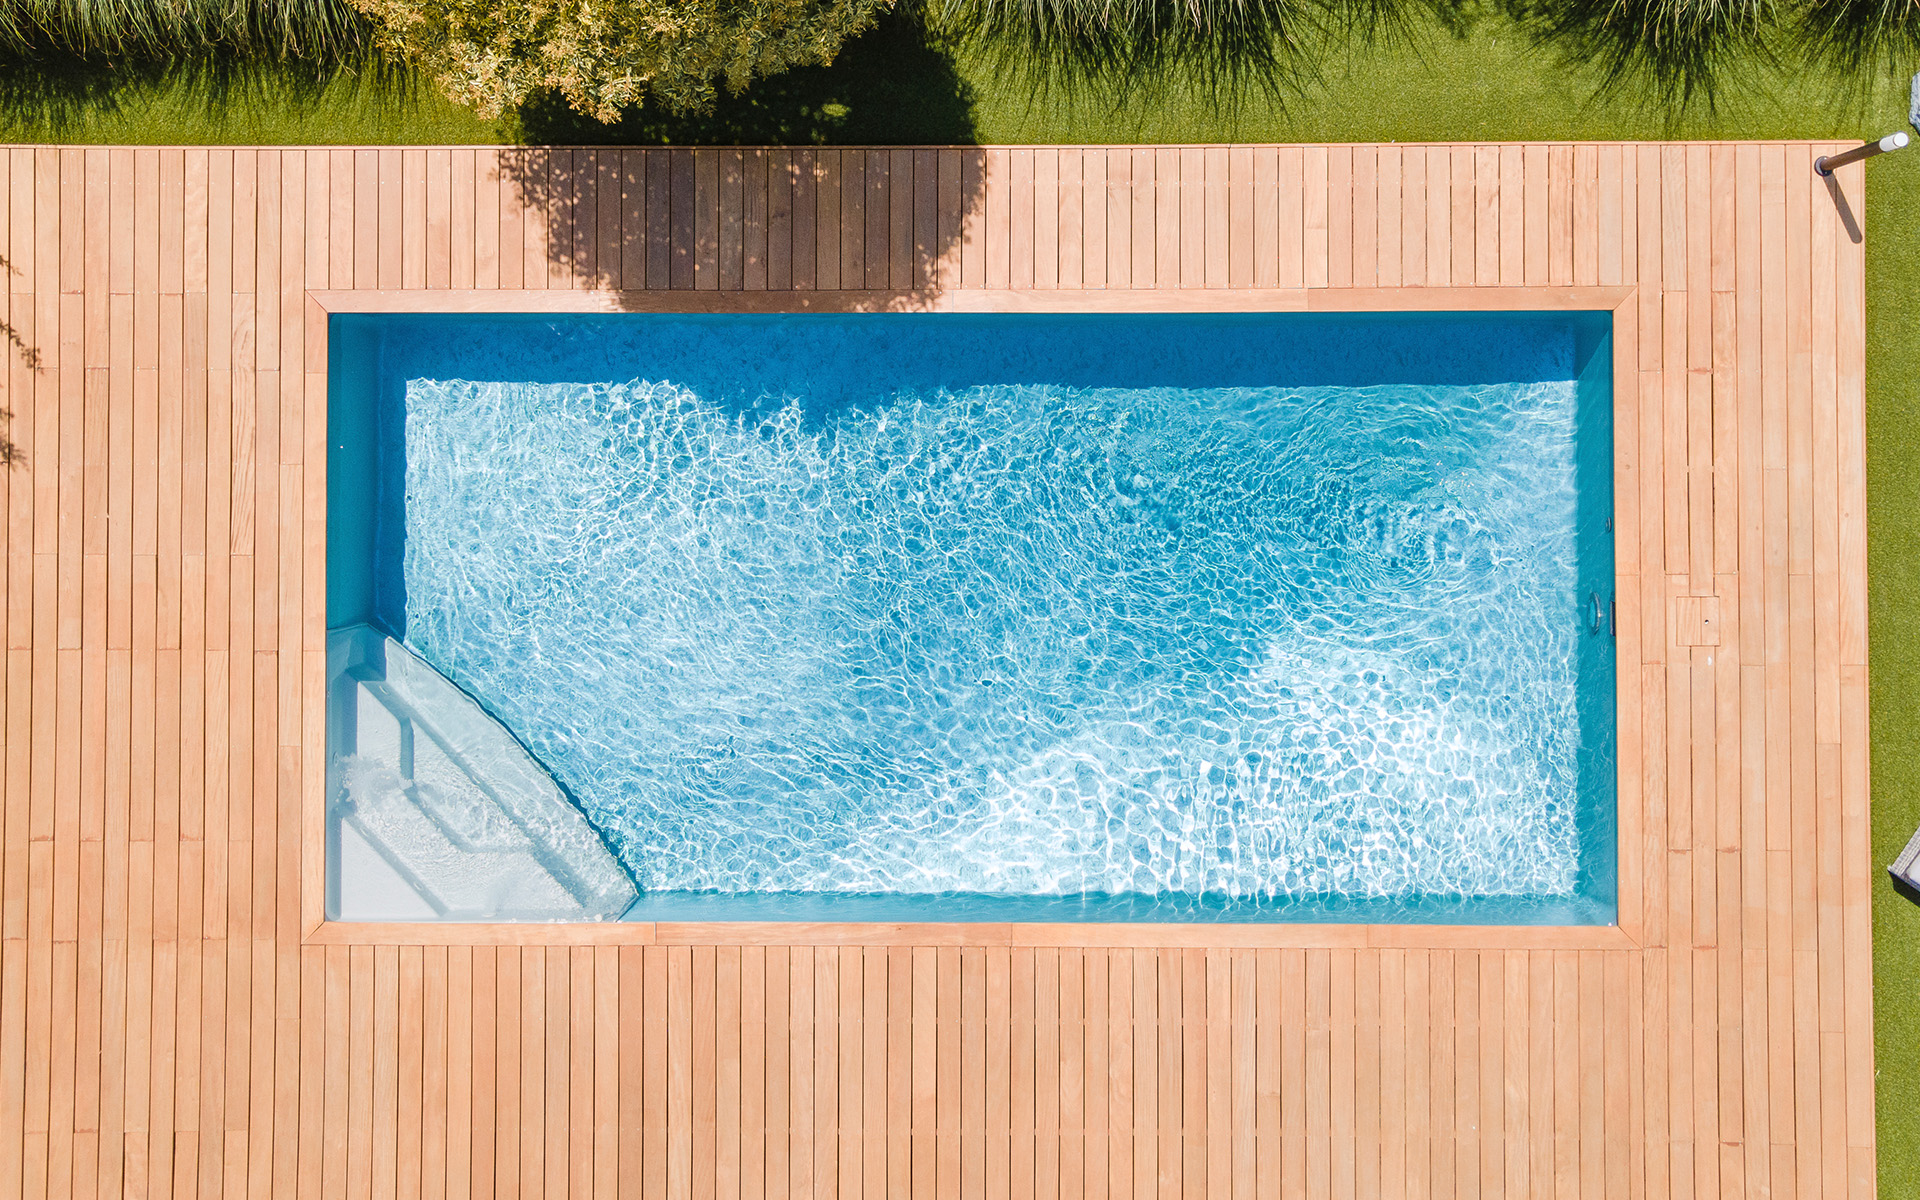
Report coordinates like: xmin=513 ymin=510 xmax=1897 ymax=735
xmin=1816 ymin=131 xmax=1911 ymax=175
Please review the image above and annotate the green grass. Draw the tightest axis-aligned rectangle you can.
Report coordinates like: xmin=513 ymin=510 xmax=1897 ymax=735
xmin=1 ymin=11 xmax=1917 ymax=1191
xmin=0 ymin=0 xmax=363 ymax=58
xmin=1864 ymin=95 xmax=1920 ymax=1200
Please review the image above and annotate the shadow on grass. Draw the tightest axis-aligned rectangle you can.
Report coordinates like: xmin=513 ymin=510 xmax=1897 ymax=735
xmin=922 ymin=0 xmax=1329 ymax=115
xmin=515 ymin=11 xmax=978 ymax=146
xmin=1492 ymin=0 xmax=1776 ymax=110
xmin=0 ymin=37 xmax=413 ymax=142
xmin=1798 ymin=0 xmax=1920 ymax=80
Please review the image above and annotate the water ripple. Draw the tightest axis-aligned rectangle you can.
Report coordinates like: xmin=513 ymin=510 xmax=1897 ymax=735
xmin=402 ymin=375 xmax=1590 ymax=900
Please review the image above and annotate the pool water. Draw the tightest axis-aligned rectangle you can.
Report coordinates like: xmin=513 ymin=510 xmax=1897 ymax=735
xmin=329 ymin=312 xmax=1617 ymax=924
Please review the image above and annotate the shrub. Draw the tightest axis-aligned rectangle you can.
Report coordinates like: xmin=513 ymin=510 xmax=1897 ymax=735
xmin=349 ymin=0 xmax=895 ymax=121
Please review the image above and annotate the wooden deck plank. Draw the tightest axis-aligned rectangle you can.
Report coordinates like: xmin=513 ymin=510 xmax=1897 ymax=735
xmin=1376 ymin=145 xmax=1401 ymax=288
xmin=1399 ymin=145 xmax=1423 ymax=288
xmin=914 ymin=948 xmax=940 ymax=1200
xmin=1427 ymin=950 xmax=1453 ymax=1200
xmin=1033 ymin=148 xmax=1058 ymax=291
xmin=1401 ymin=951 xmax=1428 ymax=1200
xmin=1158 ymin=147 xmax=1185 ymax=292
xmin=719 ymin=149 xmax=746 ymax=293
xmin=448 ymin=150 xmax=474 ymax=290
xmin=1271 ymin=147 xmax=1298 ymax=290
xmin=1125 ymin=147 xmax=1153 ymax=292
xmin=1279 ymin=948 xmax=1304 ymax=1200
xmin=1061 ymin=951 xmax=1085 ymax=1200
xmin=1156 ymin=949 xmax=1181 ymax=1200
xmin=466 ymin=948 xmax=492 ymax=1200
xmin=1302 ymin=146 xmax=1327 ymax=289
xmin=1835 ymin=162 xmax=1873 ymax=1184
xmin=1073 ymin=149 xmax=1102 ymax=292
xmin=1329 ymin=950 xmax=1356 ymax=1200
xmin=1327 ymin=146 xmax=1352 ymax=290
xmin=764 ymin=945 xmax=790 ymax=1200
xmin=1556 ymin=144 xmax=1580 ymax=286
xmin=717 ymin=946 xmax=742 ymax=1200
xmin=1349 ymin=146 xmax=1375 ymax=291
xmin=1033 ymin=950 xmax=1058 ymax=1200
xmin=787 ymin=945 xmax=811 ymax=1200
xmin=1255 ymin=148 xmax=1281 ymax=290
xmin=875 ymin=948 xmax=900 ymax=1200
xmin=1082 ymin=950 xmax=1106 ymax=1200
xmin=1227 ymin=146 xmax=1252 ymax=290
xmin=1424 ymin=146 xmax=1449 ymax=287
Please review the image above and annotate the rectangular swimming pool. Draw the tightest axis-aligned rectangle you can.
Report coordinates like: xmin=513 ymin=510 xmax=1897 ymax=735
xmin=327 ymin=310 xmax=1617 ymax=925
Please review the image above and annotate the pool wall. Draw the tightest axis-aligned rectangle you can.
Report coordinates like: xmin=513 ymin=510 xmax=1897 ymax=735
xmin=328 ymin=309 xmax=1618 ymax=926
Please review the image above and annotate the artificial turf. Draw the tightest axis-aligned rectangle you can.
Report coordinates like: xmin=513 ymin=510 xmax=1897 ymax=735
xmin=2 ymin=9 xmax=1917 ymax=1191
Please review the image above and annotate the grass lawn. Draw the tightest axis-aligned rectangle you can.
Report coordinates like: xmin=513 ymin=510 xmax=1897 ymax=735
xmin=3 ymin=10 xmax=1917 ymax=1190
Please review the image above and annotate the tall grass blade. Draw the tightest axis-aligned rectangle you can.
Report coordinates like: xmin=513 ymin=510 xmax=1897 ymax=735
xmin=1799 ymin=0 xmax=1920 ymax=75
xmin=0 ymin=0 xmax=368 ymax=59
xmin=1497 ymin=0 xmax=1775 ymax=109
xmin=932 ymin=0 xmax=1336 ymax=102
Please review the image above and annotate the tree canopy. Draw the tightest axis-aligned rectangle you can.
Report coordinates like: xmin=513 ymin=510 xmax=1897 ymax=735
xmin=349 ymin=0 xmax=894 ymax=120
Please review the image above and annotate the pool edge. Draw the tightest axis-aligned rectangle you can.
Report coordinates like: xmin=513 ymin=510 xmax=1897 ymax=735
xmin=305 ymin=282 xmax=1646 ymax=950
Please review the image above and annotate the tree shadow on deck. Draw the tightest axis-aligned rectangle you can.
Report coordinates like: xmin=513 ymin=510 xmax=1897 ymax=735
xmin=0 ymin=250 xmax=34 ymax=470
xmin=499 ymin=12 xmax=983 ymax=309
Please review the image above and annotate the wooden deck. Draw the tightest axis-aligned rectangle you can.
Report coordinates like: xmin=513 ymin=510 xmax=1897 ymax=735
xmin=0 ymin=142 xmax=1875 ymax=1198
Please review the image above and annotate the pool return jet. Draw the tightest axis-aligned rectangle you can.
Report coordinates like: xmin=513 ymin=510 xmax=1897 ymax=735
xmin=1815 ymin=70 xmax=1920 ymax=175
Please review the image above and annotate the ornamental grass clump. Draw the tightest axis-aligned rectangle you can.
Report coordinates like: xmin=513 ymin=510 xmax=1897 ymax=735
xmin=0 ymin=0 xmax=364 ymax=56
xmin=349 ymin=0 xmax=896 ymax=121
xmin=942 ymin=0 xmax=1314 ymax=89
xmin=1799 ymin=0 xmax=1920 ymax=72
xmin=1497 ymin=0 xmax=1775 ymax=107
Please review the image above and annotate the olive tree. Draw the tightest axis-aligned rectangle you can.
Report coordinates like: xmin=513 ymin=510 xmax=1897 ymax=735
xmin=350 ymin=0 xmax=894 ymax=120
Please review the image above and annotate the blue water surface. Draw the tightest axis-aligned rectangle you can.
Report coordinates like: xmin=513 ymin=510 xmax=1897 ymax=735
xmin=329 ymin=312 xmax=1617 ymax=924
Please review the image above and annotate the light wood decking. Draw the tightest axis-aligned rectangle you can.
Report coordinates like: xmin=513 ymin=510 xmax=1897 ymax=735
xmin=0 ymin=143 xmax=1875 ymax=1199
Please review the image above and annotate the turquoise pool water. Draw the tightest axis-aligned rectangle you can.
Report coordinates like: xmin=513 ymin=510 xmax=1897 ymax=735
xmin=329 ymin=312 xmax=1616 ymax=924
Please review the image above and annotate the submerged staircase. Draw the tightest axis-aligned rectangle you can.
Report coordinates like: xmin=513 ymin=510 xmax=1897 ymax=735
xmin=325 ymin=624 xmax=638 ymax=922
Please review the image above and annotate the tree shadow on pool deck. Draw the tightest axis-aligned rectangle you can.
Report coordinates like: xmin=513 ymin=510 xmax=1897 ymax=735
xmin=497 ymin=13 xmax=983 ymax=310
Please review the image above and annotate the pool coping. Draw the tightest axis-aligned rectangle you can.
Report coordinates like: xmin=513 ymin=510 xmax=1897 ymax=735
xmin=304 ymin=281 xmax=1646 ymax=951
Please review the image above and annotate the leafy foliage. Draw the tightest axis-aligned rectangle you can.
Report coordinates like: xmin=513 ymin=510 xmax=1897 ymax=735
xmin=349 ymin=0 xmax=896 ymax=121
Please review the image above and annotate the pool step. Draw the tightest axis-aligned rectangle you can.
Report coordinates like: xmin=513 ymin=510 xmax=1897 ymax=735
xmin=325 ymin=623 xmax=638 ymax=922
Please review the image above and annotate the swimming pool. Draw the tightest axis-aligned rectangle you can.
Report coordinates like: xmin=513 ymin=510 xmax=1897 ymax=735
xmin=327 ymin=311 xmax=1617 ymax=925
